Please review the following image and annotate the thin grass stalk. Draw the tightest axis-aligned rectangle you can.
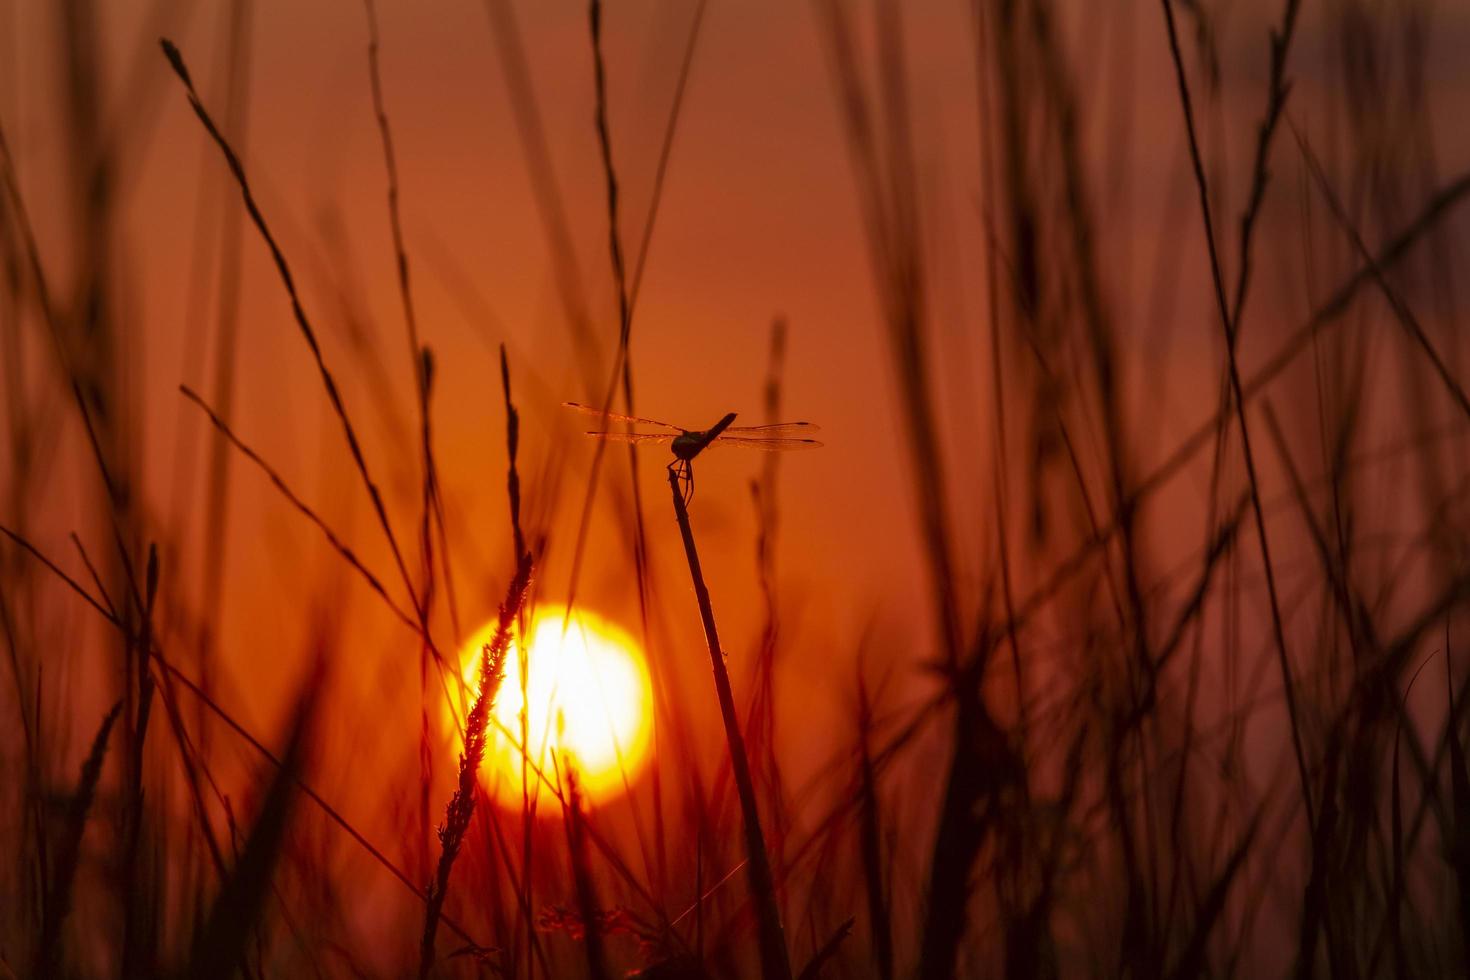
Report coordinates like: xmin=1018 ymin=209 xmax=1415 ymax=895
xmin=576 ymin=5 xmax=669 ymax=913
xmin=1261 ymin=404 xmax=1371 ymax=657
xmin=1290 ymin=123 xmax=1470 ymax=422
xmin=4 ymin=89 xmax=155 ymax=966
xmin=179 ymin=385 xmax=421 ymax=634
xmin=747 ymin=318 xmax=789 ymax=890
xmin=360 ymin=0 xmax=442 ymax=890
xmin=420 ymin=554 xmax=530 ymax=978
xmin=999 ymin=164 xmax=1470 ymax=636
xmin=70 ymin=532 xmax=116 ymax=619
xmin=1030 ymin=0 xmax=1154 ymax=710
xmin=668 ymin=466 xmax=791 ymax=980
xmin=1225 ymin=0 xmax=1303 ymax=333
xmin=500 ymin=345 xmax=527 ymax=564
xmin=360 ymin=0 xmax=431 ymax=469
xmin=549 ymin=16 xmax=706 ymax=783
xmin=588 ymin=0 xmax=629 ymax=351
xmin=1156 ymin=0 xmax=1315 ymax=833
xmin=180 ymin=386 xmax=476 ymax=786
xmin=969 ymin=0 xmax=1028 ymax=750
xmin=121 ymin=544 xmax=159 ymax=979
xmin=148 ymin=647 xmax=229 ymax=884
xmin=55 ymin=0 xmax=132 ymax=602
xmin=498 ymin=343 xmax=536 ymax=978
xmin=191 ymin=0 xmax=252 ymax=788
xmin=563 ymin=0 xmax=654 ymax=654
xmin=159 ymin=38 xmax=421 ymax=620
xmin=817 ymin=0 xmax=962 ymax=664
xmin=0 ymin=524 xmax=115 ymax=621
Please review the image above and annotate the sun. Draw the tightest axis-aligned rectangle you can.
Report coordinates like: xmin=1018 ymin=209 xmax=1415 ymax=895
xmin=454 ymin=608 xmax=654 ymax=808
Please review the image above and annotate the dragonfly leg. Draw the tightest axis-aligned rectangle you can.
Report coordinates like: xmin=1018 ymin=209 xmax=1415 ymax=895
xmin=668 ymin=458 xmax=695 ymax=508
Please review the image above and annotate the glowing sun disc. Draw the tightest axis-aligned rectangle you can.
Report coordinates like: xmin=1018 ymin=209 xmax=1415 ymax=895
xmin=454 ymin=609 xmax=653 ymax=808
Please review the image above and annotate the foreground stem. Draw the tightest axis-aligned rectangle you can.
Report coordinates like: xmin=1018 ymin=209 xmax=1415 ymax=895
xmin=668 ymin=467 xmax=791 ymax=980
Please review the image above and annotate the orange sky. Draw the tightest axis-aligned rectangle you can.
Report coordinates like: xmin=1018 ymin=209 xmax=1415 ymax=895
xmin=7 ymin=0 xmax=1470 ymax=797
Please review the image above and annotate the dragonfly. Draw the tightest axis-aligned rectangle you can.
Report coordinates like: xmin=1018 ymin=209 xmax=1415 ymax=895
xmin=564 ymin=401 xmax=822 ymax=505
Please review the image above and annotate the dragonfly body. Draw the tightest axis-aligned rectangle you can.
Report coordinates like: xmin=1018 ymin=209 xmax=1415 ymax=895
xmin=564 ymin=402 xmax=820 ymax=504
xmin=671 ymin=412 xmax=737 ymax=461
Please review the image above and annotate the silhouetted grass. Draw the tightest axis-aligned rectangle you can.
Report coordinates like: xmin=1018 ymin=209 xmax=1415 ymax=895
xmin=421 ymin=554 xmax=530 ymax=978
xmin=160 ymin=36 xmax=422 ymax=623
xmin=7 ymin=1 xmax=1470 ymax=977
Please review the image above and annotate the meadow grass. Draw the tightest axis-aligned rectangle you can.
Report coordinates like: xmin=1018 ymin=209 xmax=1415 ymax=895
xmin=5 ymin=0 xmax=1470 ymax=977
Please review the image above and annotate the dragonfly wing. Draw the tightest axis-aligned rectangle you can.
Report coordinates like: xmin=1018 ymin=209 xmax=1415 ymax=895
xmin=726 ymin=421 xmax=822 ymax=435
xmin=563 ymin=401 xmax=681 ymax=430
xmin=712 ymin=435 xmax=823 ymax=451
xmin=585 ymin=431 xmax=677 ymax=445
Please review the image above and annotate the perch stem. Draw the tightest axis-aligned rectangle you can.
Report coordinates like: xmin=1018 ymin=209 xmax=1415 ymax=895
xmin=668 ymin=467 xmax=792 ymax=980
